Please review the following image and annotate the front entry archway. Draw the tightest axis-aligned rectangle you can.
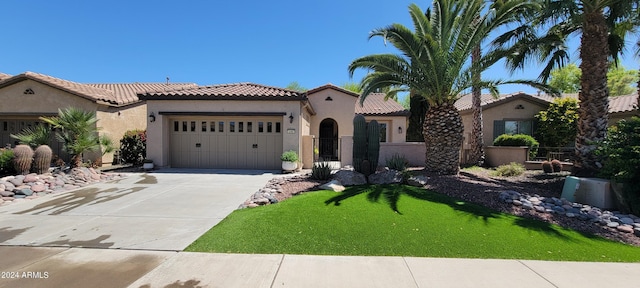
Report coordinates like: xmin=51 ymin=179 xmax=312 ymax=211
xmin=319 ymin=118 xmax=338 ymax=161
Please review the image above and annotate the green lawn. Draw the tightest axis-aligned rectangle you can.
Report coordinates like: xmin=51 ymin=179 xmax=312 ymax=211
xmin=186 ymin=185 xmax=640 ymax=262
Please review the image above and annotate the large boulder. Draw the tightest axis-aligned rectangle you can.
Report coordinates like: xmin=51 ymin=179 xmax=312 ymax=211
xmin=319 ymin=180 xmax=345 ymax=192
xmin=368 ymin=170 xmax=403 ymax=185
xmin=333 ymin=170 xmax=367 ymax=186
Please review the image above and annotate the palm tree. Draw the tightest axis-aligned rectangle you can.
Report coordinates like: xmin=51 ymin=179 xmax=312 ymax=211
xmin=40 ymin=107 xmax=107 ymax=168
xmin=349 ymin=0 xmax=548 ymax=175
xmin=10 ymin=124 xmax=52 ymax=148
xmin=495 ymin=0 xmax=638 ymax=176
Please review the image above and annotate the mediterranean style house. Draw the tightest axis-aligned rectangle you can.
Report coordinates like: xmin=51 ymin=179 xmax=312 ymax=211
xmin=139 ymin=83 xmax=409 ymax=170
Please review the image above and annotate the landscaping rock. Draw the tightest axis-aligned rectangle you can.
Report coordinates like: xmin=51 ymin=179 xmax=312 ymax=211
xmin=368 ymin=170 xmax=402 ymax=185
xmin=617 ymin=225 xmax=634 ymax=233
xmin=319 ymin=180 xmax=345 ymax=192
xmin=333 ymin=170 xmax=367 ymax=186
xmin=0 ymin=191 xmax=14 ymax=197
xmin=407 ymin=175 xmax=429 ymax=187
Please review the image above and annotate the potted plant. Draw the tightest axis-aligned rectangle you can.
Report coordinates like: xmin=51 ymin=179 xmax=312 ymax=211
xmin=142 ymin=159 xmax=154 ymax=170
xmin=281 ymin=150 xmax=299 ymax=171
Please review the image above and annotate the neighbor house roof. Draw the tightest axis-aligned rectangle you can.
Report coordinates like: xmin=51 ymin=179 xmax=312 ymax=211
xmin=306 ymin=84 xmax=360 ymax=98
xmin=0 ymin=73 xmax=11 ymax=81
xmin=356 ymin=93 xmax=410 ymax=116
xmin=138 ymin=82 xmax=306 ymax=101
xmin=455 ymin=92 xmax=554 ymax=112
xmin=0 ymin=71 xmax=197 ymax=107
xmin=609 ymin=93 xmax=638 ymax=113
xmin=455 ymin=91 xmax=637 ymax=115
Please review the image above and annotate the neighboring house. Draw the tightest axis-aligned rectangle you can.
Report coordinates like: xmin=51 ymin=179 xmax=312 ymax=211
xmin=139 ymin=83 xmax=409 ymax=170
xmin=0 ymin=71 xmax=196 ymax=164
xmin=456 ymin=92 xmax=639 ymax=162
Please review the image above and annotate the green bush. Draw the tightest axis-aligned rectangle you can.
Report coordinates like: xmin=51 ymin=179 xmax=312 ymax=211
xmin=0 ymin=148 xmax=16 ymax=176
xmin=385 ymin=153 xmax=409 ymax=171
xmin=534 ymin=97 xmax=579 ymax=147
xmin=311 ymin=162 xmax=332 ymax=180
xmin=596 ymin=117 xmax=640 ymax=215
xmin=280 ymin=150 xmax=299 ymax=162
xmin=491 ymin=162 xmax=525 ymax=177
xmin=493 ymin=134 xmax=539 ymax=160
xmin=120 ymin=130 xmax=146 ymax=165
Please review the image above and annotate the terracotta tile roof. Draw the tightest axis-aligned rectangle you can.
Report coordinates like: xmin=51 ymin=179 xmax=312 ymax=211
xmin=0 ymin=73 xmax=11 ymax=81
xmin=356 ymin=93 xmax=409 ymax=116
xmin=87 ymin=83 xmax=198 ymax=106
xmin=306 ymin=83 xmax=360 ymax=98
xmin=455 ymin=92 xmax=555 ymax=111
xmin=0 ymin=71 xmax=196 ymax=107
xmin=455 ymin=91 xmax=637 ymax=115
xmin=138 ymin=82 xmax=306 ymax=100
xmin=609 ymin=93 xmax=638 ymax=113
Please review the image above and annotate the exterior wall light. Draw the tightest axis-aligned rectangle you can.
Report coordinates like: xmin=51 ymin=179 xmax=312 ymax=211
xmin=289 ymin=113 xmax=294 ymax=123
xmin=149 ymin=112 xmax=156 ymax=123
xmin=398 ymin=126 xmax=403 ymax=134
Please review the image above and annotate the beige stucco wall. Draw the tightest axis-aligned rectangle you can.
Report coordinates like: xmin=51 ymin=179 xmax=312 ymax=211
xmin=0 ymin=79 xmax=142 ymax=165
xmin=307 ymin=89 xmax=357 ymax=139
xmin=146 ymin=99 xmax=303 ymax=166
xmin=96 ymin=102 xmax=147 ymax=164
xmin=363 ymin=116 xmax=407 ymax=143
xmin=460 ymin=98 xmax=548 ymax=148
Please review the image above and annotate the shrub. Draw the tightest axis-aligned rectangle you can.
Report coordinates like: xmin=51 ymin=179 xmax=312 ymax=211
xmin=551 ymin=159 xmax=563 ymax=172
xmin=534 ymin=97 xmax=579 ymax=147
xmin=311 ymin=162 xmax=332 ymax=180
xmin=280 ymin=150 xmax=299 ymax=162
xmin=120 ymin=130 xmax=146 ymax=165
xmin=541 ymin=161 xmax=553 ymax=173
xmin=0 ymin=148 xmax=16 ymax=176
xmin=596 ymin=117 xmax=640 ymax=214
xmin=493 ymin=134 xmax=539 ymax=160
xmin=491 ymin=162 xmax=525 ymax=177
xmin=386 ymin=153 xmax=409 ymax=171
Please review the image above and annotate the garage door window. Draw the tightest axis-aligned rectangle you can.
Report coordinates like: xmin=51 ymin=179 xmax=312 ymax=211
xmin=201 ymin=122 xmax=207 ymax=132
xmin=230 ymin=121 xmax=235 ymax=132
xmin=247 ymin=122 xmax=252 ymax=132
xmin=258 ymin=122 xmax=264 ymax=133
xmin=219 ymin=122 xmax=224 ymax=132
xmin=239 ymin=122 xmax=244 ymax=132
xmin=276 ymin=122 xmax=281 ymax=133
xmin=210 ymin=121 xmax=215 ymax=132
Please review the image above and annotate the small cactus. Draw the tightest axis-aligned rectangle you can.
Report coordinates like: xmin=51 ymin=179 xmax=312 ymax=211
xmin=551 ymin=159 xmax=562 ymax=173
xmin=33 ymin=145 xmax=53 ymax=174
xmin=13 ymin=145 xmax=34 ymax=175
xmin=541 ymin=160 xmax=552 ymax=173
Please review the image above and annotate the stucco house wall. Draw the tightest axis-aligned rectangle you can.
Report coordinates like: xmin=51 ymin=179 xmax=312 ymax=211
xmin=307 ymin=88 xmax=357 ymax=139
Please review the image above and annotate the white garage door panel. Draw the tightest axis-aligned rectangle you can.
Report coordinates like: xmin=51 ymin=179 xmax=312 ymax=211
xmin=170 ymin=117 xmax=282 ymax=169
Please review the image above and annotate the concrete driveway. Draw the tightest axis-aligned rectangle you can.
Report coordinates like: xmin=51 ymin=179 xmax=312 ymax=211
xmin=0 ymin=169 xmax=276 ymax=251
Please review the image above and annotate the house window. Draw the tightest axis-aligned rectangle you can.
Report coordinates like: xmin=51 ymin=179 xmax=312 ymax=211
xmin=379 ymin=123 xmax=387 ymax=143
xmin=494 ymin=119 xmax=534 ymax=139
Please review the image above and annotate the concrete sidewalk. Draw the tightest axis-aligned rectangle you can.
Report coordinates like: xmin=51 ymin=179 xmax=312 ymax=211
xmin=1 ymin=246 xmax=639 ymax=288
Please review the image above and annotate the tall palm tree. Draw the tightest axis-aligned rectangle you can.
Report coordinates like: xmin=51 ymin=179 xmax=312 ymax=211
xmin=495 ymin=0 xmax=638 ymax=176
xmin=349 ymin=0 xmax=548 ymax=175
xmin=40 ymin=107 xmax=105 ymax=168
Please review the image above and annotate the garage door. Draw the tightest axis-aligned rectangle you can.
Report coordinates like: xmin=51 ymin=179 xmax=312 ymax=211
xmin=169 ymin=117 xmax=283 ymax=169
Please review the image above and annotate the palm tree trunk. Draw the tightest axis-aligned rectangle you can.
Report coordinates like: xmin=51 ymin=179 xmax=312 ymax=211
xmin=468 ymin=45 xmax=485 ymax=166
xmin=423 ymin=103 xmax=463 ymax=175
xmin=575 ymin=9 xmax=609 ymax=177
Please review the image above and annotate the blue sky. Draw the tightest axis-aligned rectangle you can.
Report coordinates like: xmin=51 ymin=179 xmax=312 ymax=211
xmin=2 ymin=0 xmax=638 ymax=96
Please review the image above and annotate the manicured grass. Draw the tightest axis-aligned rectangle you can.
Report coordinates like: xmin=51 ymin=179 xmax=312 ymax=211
xmin=186 ymin=185 xmax=640 ymax=262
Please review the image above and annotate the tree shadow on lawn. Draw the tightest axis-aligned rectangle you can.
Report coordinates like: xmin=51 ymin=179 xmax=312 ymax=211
xmin=325 ymin=184 xmax=578 ymax=241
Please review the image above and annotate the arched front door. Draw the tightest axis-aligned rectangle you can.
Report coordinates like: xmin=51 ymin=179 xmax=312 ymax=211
xmin=319 ymin=118 xmax=338 ymax=161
